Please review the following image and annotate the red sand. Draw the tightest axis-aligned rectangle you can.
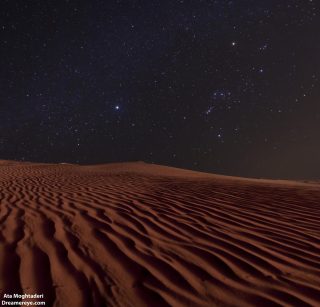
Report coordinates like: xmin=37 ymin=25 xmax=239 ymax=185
xmin=0 ymin=161 xmax=319 ymax=306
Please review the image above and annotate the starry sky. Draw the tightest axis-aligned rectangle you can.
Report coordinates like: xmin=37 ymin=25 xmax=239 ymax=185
xmin=1 ymin=0 xmax=319 ymax=179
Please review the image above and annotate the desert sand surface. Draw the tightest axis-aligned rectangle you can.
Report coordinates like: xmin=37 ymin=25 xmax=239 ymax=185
xmin=0 ymin=160 xmax=319 ymax=306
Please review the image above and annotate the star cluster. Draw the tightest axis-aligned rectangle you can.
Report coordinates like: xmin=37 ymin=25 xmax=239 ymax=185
xmin=0 ymin=0 xmax=319 ymax=178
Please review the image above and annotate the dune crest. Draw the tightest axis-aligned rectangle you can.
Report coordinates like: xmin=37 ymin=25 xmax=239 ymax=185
xmin=0 ymin=162 xmax=319 ymax=306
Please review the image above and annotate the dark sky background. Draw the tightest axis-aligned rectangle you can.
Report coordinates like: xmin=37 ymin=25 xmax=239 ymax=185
xmin=0 ymin=0 xmax=319 ymax=179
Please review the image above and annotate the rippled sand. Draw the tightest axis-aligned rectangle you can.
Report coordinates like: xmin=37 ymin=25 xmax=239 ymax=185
xmin=0 ymin=161 xmax=319 ymax=306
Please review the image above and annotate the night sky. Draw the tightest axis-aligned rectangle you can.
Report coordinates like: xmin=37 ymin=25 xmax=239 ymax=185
xmin=1 ymin=1 xmax=319 ymax=179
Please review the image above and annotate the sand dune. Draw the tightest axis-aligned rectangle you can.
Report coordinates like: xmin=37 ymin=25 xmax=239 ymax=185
xmin=0 ymin=161 xmax=319 ymax=306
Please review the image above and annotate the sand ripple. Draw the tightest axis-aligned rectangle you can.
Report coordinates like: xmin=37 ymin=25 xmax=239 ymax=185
xmin=0 ymin=161 xmax=319 ymax=306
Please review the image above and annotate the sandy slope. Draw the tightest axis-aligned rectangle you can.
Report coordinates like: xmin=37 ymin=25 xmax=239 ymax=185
xmin=0 ymin=161 xmax=319 ymax=307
